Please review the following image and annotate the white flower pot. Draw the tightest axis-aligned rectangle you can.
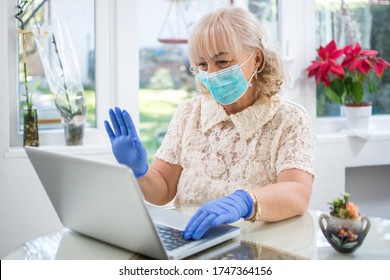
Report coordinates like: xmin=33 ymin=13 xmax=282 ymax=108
xmin=343 ymin=103 xmax=373 ymax=137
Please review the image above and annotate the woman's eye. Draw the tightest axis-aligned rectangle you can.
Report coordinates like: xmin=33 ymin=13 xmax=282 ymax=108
xmin=197 ymin=62 xmax=208 ymax=70
xmin=217 ymin=60 xmax=230 ymax=67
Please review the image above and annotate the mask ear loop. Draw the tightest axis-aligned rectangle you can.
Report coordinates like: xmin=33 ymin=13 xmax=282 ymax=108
xmin=248 ymin=58 xmax=263 ymax=87
xmin=251 ymin=50 xmax=266 ymax=85
xmin=256 ymin=50 xmax=266 ymax=75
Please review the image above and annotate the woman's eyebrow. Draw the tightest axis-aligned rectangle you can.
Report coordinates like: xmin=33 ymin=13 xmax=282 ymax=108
xmin=196 ymin=52 xmax=230 ymax=62
xmin=212 ymin=52 xmax=229 ymax=59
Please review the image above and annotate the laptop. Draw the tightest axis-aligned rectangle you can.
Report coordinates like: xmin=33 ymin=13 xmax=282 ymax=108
xmin=25 ymin=146 xmax=240 ymax=260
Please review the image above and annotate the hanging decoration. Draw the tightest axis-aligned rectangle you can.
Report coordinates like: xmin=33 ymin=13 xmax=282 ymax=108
xmin=158 ymin=0 xmax=190 ymax=44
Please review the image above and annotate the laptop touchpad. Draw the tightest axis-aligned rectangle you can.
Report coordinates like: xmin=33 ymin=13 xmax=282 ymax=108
xmin=146 ymin=204 xmax=190 ymax=230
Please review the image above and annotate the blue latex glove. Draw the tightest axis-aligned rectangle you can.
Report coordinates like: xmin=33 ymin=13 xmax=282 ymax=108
xmin=104 ymin=107 xmax=148 ymax=178
xmin=182 ymin=190 xmax=254 ymax=240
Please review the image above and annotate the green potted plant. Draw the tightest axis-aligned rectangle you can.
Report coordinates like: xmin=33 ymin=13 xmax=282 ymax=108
xmin=319 ymin=193 xmax=370 ymax=253
xmin=16 ymin=0 xmax=40 ymax=147
xmin=306 ymin=40 xmax=390 ymax=135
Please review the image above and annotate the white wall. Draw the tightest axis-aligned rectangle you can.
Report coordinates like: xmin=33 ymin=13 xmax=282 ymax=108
xmin=346 ymin=165 xmax=390 ymax=219
xmin=312 ymin=133 xmax=390 ymax=213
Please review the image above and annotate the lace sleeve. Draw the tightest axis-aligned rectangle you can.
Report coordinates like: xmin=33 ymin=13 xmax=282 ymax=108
xmin=276 ymin=107 xmax=315 ymax=176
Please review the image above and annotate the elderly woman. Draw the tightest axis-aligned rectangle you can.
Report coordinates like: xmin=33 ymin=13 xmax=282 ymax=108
xmin=105 ymin=7 xmax=315 ymax=240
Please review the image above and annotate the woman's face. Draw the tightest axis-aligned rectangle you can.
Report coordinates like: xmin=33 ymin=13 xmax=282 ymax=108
xmin=195 ymin=49 xmax=263 ymax=114
xmin=195 ymin=50 xmax=256 ymax=82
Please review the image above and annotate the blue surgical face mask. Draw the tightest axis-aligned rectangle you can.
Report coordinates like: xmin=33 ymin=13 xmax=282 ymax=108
xmin=196 ymin=53 xmax=257 ymax=105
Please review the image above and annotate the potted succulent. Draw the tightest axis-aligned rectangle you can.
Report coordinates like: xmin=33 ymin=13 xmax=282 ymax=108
xmin=306 ymin=40 xmax=390 ymax=135
xmin=319 ymin=193 xmax=370 ymax=253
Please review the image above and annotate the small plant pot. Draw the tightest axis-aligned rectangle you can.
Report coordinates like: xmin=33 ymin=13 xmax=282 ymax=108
xmin=62 ymin=115 xmax=85 ymax=146
xmin=319 ymin=214 xmax=370 ymax=253
xmin=343 ymin=102 xmax=372 ymax=135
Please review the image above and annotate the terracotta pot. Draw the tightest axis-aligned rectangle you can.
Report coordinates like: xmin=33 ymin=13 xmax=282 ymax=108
xmin=319 ymin=214 xmax=370 ymax=253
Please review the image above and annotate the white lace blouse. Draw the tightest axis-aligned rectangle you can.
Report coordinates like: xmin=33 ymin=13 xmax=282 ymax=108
xmin=155 ymin=94 xmax=315 ymax=207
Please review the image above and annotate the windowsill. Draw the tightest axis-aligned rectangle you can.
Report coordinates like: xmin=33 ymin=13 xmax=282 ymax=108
xmin=4 ymin=143 xmax=112 ymax=159
xmin=315 ymin=129 xmax=390 ymax=143
xmin=314 ymin=115 xmax=390 ymax=143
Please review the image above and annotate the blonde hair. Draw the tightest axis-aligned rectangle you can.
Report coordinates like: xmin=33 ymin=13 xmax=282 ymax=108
xmin=188 ymin=7 xmax=284 ymax=103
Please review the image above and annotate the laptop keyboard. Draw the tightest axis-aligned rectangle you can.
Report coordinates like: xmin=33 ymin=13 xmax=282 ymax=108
xmin=156 ymin=224 xmax=192 ymax=251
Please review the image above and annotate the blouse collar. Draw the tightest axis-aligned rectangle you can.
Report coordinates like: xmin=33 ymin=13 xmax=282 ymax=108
xmin=200 ymin=94 xmax=282 ymax=140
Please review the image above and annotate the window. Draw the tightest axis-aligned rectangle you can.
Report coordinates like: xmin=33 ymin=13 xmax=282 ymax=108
xmin=138 ymin=0 xmax=279 ymax=163
xmin=315 ymin=0 xmax=390 ymax=117
xmin=11 ymin=0 xmax=96 ymax=146
xmin=8 ymin=0 xmax=138 ymax=148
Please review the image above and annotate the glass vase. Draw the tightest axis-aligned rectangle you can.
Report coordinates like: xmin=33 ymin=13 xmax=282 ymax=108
xmin=62 ymin=115 xmax=85 ymax=146
xmin=23 ymin=107 xmax=39 ymax=147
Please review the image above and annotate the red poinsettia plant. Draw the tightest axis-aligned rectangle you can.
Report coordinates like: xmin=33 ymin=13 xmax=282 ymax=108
xmin=306 ymin=40 xmax=390 ymax=105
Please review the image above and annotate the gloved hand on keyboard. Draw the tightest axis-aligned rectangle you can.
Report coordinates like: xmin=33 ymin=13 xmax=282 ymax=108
xmin=182 ymin=190 xmax=254 ymax=240
xmin=104 ymin=107 xmax=148 ymax=178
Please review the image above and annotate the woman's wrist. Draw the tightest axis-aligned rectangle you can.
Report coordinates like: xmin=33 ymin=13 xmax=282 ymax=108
xmin=135 ymin=163 xmax=149 ymax=179
xmin=243 ymin=189 xmax=262 ymax=223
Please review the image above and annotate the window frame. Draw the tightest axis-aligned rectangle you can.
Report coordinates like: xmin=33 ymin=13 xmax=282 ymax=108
xmin=7 ymin=0 xmax=140 ymax=149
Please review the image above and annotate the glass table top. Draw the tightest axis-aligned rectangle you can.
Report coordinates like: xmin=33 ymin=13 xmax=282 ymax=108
xmin=4 ymin=210 xmax=390 ymax=260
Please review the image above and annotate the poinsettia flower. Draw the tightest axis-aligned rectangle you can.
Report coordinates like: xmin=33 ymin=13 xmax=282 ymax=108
xmin=306 ymin=40 xmax=345 ymax=86
xmin=318 ymin=40 xmax=345 ymax=60
xmin=373 ymin=57 xmax=390 ymax=77
xmin=342 ymin=43 xmax=378 ymax=74
xmin=307 ymin=40 xmax=389 ymax=104
xmin=306 ymin=59 xmax=345 ymax=86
